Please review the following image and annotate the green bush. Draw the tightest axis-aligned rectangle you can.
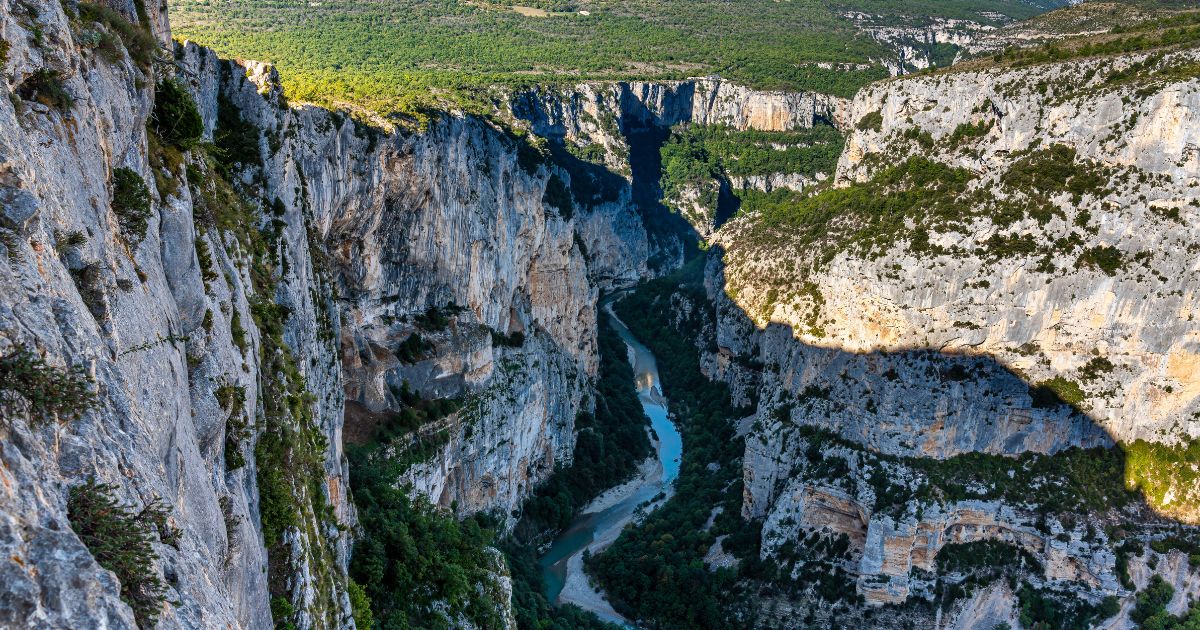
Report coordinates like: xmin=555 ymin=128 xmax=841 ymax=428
xmin=346 ymin=578 xmax=374 ymax=630
xmin=112 ymin=168 xmax=152 ymax=244
xmin=413 ymin=303 xmax=464 ymax=330
xmin=195 ymin=237 xmax=218 ymax=282
xmin=1030 ymin=376 xmax=1085 ymax=409
xmin=55 ymin=230 xmax=87 ymax=254
xmin=217 ymin=383 xmax=249 ymax=470
xmin=856 ymin=110 xmax=884 ymax=132
xmin=514 ymin=133 xmax=548 ymax=176
xmin=1132 ymin=575 xmax=1175 ymax=623
xmin=393 ymin=333 xmax=431 ymax=364
xmin=947 ymin=120 xmax=992 ymax=147
xmin=1124 ymin=438 xmax=1200 ymax=518
xmin=67 ymin=478 xmax=171 ymax=628
xmin=0 ymin=349 xmax=96 ymax=424
xmin=17 ymin=69 xmax=73 ymax=110
xmin=490 ymin=329 xmax=525 ymax=348
xmin=78 ymin=1 xmax=156 ymax=67
xmin=1017 ymin=583 xmax=1112 ymax=630
xmin=1076 ymin=245 xmax=1125 ymax=276
xmin=214 ymin=95 xmax=262 ymax=174
xmin=152 ymin=79 xmax=204 ymax=150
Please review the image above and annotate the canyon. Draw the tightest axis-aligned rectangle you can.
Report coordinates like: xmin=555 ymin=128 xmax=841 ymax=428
xmin=0 ymin=0 xmax=1197 ymax=628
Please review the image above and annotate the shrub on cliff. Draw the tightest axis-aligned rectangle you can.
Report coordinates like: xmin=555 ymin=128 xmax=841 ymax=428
xmin=1132 ymin=575 xmax=1175 ymax=623
xmin=111 ymin=167 xmax=152 ymax=244
xmin=346 ymin=578 xmax=374 ymax=630
xmin=1075 ymin=245 xmax=1125 ymax=276
xmin=17 ymin=69 xmax=73 ymax=110
xmin=1029 ymin=376 xmax=1086 ymax=409
xmin=67 ymin=478 xmax=171 ymax=627
xmin=0 ymin=349 xmax=96 ymax=424
xmin=855 ymin=110 xmax=883 ymax=132
xmin=79 ymin=2 xmax=155 ymax=68
xmin=1124 ymin=438 xmax=1200 ymax=518
xmin=152 ymin=79 xmax=204 ymax=150
xmin=214 ymin=95 xmax=262 ymax=175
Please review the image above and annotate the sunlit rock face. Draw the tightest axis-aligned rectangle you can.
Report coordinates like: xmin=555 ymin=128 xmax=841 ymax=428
xmin=510 ymin=78 xmax=846 ymax=140
xmin=0 ymin=0 xmax=650 ymax=621
xmin=719 ymin=48 xmax=1200 ymax=456
xmin=699 ymin=47 xmax=1200 ymax=627
xmin=0 ymin=11 xmax=350 ymax=630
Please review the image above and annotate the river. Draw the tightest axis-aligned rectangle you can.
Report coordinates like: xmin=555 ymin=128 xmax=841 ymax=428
xmin=537 ymin=301 xmax=683 ymax=627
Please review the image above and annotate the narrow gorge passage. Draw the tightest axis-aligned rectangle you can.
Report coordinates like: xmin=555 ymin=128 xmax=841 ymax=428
xmin=538 ymin=299 xmax=684 ymax=626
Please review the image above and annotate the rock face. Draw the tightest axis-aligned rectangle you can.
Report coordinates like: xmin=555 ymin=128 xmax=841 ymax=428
xmin=0 ymin=0 xmax=649 ymax=626
xmin=185 ymin=11 xmax=668 ymax=556
xmin=720 ymin=47 xmax=1200 ymax=457
xmin=703 ymin=47 xmax=1200 ymax=626
xmin=510 ymin=78 xmax=846 ymax=142
xmin=0 ymin=5 xmax=348 ymax=630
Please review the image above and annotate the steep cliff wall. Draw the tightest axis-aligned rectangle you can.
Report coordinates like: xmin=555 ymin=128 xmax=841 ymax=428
xmin=0 ymin=0 xmax=652 ymax=624
xmin=0 ymin=3 xmax=351 ymax=628
xmin=703 ymin=46 xmax=1200 ymax=625
xmin=510 ymin=78 xmax=845 ymax=142
xmin=179 ymin=45 xmax=649 ymax=526
xmin=719 ymin=47 xmax=1200 ymax=458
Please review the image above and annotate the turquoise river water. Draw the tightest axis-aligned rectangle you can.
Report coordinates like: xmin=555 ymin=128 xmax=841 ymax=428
xmin=537 ymin=304 xmax=683 ymax=626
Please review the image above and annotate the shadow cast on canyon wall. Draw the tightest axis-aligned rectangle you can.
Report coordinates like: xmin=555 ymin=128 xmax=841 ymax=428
xmin=702 ymin=247 xmax=1111 ymax=451
xmin=511 ymin=81 xmax=1192 ymax=522
xmin=698 ymin=243 xmax=1200 ymax=531
xmin=619 ymin=97 xmax=702 ymax=267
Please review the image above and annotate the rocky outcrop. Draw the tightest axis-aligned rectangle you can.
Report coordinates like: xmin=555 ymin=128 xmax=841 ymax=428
xmin=728 ymin=172 xmax=826 ymax=194
xmin=510 ymin=78 xmax=847 ymax=142
xmin=719 ymin=47 xmax=1200 ymax=457
xmin=0 ymin=5 xmax=350 ymax=630
xmin=706 ymin=45 xmax=1200 ymax=626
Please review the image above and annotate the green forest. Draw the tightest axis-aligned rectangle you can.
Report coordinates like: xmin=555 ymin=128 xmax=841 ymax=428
xmin=170 ymin=0 xmax=1062 ymax=117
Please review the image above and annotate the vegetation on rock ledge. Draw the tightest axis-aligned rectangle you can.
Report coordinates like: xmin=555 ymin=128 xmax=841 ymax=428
xmin=68 ymin=479 xmax=176 ymax=628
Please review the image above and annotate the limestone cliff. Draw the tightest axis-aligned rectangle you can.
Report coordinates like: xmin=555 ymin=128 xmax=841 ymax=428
xmin=0 ymin=0 xmax=650 ymax=626
xmin=703 ymin=45 xmax=1200 ymax=626
xmin=180 ymin=44 xmax=651 ymax=527
xmin=0 ymin=2 xmax=351 ymax=627
xmin=719 ymin=47 xmax=1200 ymax=457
